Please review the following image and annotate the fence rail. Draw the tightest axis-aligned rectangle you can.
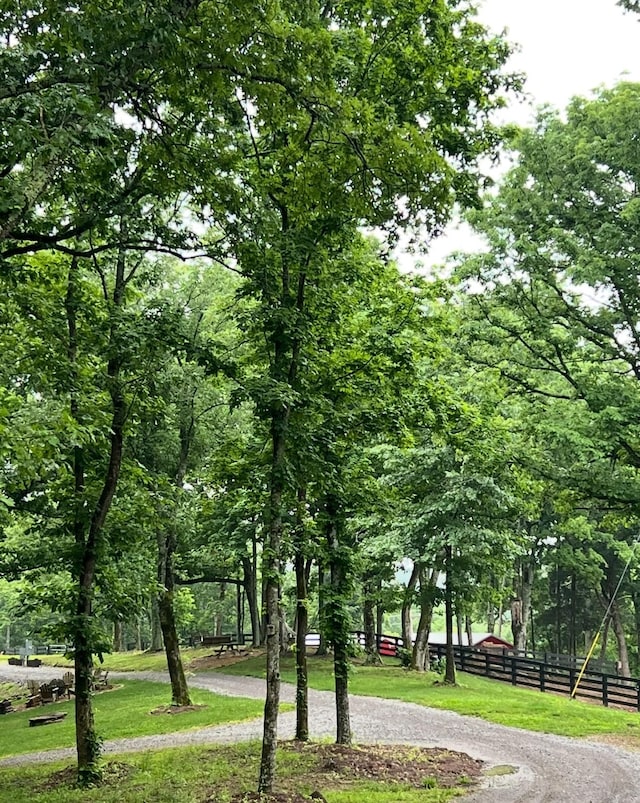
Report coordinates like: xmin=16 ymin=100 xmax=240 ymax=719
xmin=430 ymin=644 xmax=640 ymax=712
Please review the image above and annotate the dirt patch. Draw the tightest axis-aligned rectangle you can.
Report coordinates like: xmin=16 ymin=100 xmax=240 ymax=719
xmin=150 ymin=704 xmax=207 ymax=715
xmin=35 ymin=761 xmax=135 ymax=792
xmin=587 ymin=732 xmax=640 ymax=751
xmin=189 ymin=651 xmax=260 ymax=671
xmin=204 ymin=742 xmax=482 ymax=802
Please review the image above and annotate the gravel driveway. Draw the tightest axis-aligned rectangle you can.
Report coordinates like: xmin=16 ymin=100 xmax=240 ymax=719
xmin=1 ymin=665 xmax=640 ymax=802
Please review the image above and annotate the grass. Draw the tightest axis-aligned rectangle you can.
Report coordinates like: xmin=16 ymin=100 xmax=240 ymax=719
xmin=0 ymin=679 xmax=267 ymax=759
xmin=0 ymin=743 xmax=464 ymax=803
xmin=0 ymin=649 xmax=209 ymax=673
xmin=218 ymin=653 xmax=640 ymax=739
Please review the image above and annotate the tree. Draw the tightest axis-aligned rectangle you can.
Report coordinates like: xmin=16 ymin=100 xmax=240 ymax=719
xmin=455 ymin=82 xmax=640 ymax=668
xmin=194 ymin=1 xmax=515 ymax=789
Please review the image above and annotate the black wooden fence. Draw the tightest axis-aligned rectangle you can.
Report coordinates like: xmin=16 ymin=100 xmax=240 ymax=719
xmin=430 ymin=643 xmax=640 ymax=712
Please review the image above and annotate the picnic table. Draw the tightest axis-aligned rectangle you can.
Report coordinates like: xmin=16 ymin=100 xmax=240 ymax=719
xmin=200 ymin=635 xmax=248 ymax=657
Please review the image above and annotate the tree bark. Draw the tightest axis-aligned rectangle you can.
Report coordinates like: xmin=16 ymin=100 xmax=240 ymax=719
xmin=376 ymin=581 xmax=384 ymax=639
xmin=444 ymin=545 xmax=456 ymax=685
xmin=242 ymin=548 xmax=261 ymax=648
xmin=157 ymin=526 xmax=192 ymax=706
xmin=631 ymin=588 xmax=640 ymax=674
xmin=326 ymin=503 xmax=351 ymax=746
xmin=67 ymin=253 xmax=126 ymax=782
xmin=215 ymin=583 xmax=226 ymax=636
xmin=610 ymin=598 xmax=631 ymax=678
xmin=456 ymin=612 xmax=464 ymax=649
xmin=293 ymin=487 xmax=309 ymax=740
xmin=258 ymin=406 xmax=286 ymax=793
xmin=149 ymin=597 xmax=163 ymax=651
xmin=412 ymin=567 xmax=438 ymax=671
xmin=511 ymin=556 xmax=534 ymax=652
xmin=316 ymin=563 xmax=328 ymax=656
xmin=401 ymin=562 xmax=420 ymax=651
xmin=113 ymin=620 xmax=124 ymax=652
xmin=363 ymin=572 xmax=381 ymax=665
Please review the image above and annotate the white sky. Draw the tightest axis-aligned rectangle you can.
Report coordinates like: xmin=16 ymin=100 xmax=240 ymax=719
xmin=416 ymin=0 xmax=640 ymax=268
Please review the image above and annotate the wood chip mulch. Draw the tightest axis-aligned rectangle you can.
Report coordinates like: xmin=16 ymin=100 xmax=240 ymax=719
xmin=217 ymin=742 xmax=483 ymax=803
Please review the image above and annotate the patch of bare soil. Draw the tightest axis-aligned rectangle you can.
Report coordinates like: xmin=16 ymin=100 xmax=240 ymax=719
xmin=35 ymin=761 xmax=135 ymax=792
xmin=205 ymin=742 xmax=482 ymax=803
xmin=190 ymin=651 xmax=261 ymax=671
xmin=150 ymin=704 xmax=207 ymax=715
xmin=587 ymin=732 xmax=640 ymax=751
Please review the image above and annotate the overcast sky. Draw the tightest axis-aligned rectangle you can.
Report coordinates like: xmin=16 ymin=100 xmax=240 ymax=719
xmin=417 ymin=0 xmax=640 ymax=267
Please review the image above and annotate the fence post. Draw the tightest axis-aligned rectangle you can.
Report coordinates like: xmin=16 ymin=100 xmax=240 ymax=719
xmin=485 ymin=652 xmax=491 ymax=677
xmin=602 ymin=674 xmax=608 ymax=707
xmin=511 ymin=656 xmax=517 ymax=686
xmin=460 ymin=649 xmax=466 ymax=671
xmin=569 ymin=667 xmax=575 ymax=698
xmin=539 ymin=663 xmax=546 ymax=693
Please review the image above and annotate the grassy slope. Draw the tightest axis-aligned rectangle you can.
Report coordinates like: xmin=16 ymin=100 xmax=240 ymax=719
xmin=0 ymin=680 xmax=265 ymax=759
xmin=218 ymin=653 xmax=640 ymax=739
xmin=0 ymin=650 xmax=195 ymax=673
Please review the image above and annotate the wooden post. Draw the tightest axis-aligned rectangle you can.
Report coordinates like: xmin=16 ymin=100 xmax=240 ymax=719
xmin=539 ymin=663 xmax=546 ymax=693
xmin=602 ymin=674 xmax=609 ymax=707
xmin=511 ymin=656 xmax=517 ymax=686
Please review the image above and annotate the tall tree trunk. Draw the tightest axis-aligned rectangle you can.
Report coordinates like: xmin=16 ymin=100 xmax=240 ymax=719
xmin=401 ymin=562 xmax=420 ymax=651
xmin=67 ymin=253 xmax=126 ymax=783
xmin=610 ymin=598 xmax=631 ymax=678
xmin=555 ymin=563 xmax=562 ymax=654
xmin=444 ymin=545 xmax=456 ymax=685
xmin=242 ymin=551 xmax=261 ymax=648
xmin=631 ymin=589 xmax=640 ymax=674
xmin=326 ymin=499 xmax=351 ymax=746
xmin=487 ymin=601 xmax=495 ymax=634
xmin=376 ymin=580 xmax=384 ymax=638
xmin=258 ymin=407 xmax=286 ymax=793
xmin=113 ymin=620 xmax=124 ymax=652
xmin=157 ymin=527 xmax=191 ymax=706
xmin=149 ymin=597 xmax=163 ymax=651
xmin=363 ymin=572 xmax=381 ymax=665
xmin=569 ymin=572 xmax=577 ymax=657
xmin=599 ymin=614 xmax=610 ymax=664
xmin=316 ymin=563 xmax=328 ymax=656
xmin=456 ymin=612 xmax=464 ymax=648
xmin=294 ymin=488 xmax=309 ymax=740
xmin=215 ymin=583 xmax=226 ymax=636
xmin=412 ymin=567 xmax=438 ymax=672
xmin=73 ymin=380 xmax=124 ymax=782
xmin=236 ymin=584 xmax=244 ymax=643
xmin=511 ymin=556 xmax=534 ymax=651
xmin=465 ymin=615 xmax=473 ymax=648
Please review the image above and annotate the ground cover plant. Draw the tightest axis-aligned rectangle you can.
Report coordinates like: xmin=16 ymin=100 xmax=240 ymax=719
xmin=0 ymin=680 xmax=266 ymax=759
xmin=0 ymin=742 xmax=478 ymax=803
xmin=218 ymin=654 xmax=640 ymax=741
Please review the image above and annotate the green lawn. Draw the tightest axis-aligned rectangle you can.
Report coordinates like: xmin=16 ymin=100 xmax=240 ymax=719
xmin=0 ymin=648 xmax=215 ymax=673
xmin=0 ymin=743 xmax=465 ymax=803
xmin=218 ymin=653 xmax=640 ymax=739
xmin=0 ymin=679 xmax=267 ymax=759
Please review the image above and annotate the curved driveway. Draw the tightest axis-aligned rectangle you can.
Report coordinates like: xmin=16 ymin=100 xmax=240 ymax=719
xmin=1 ymin=666 xmax=640 ymax=802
